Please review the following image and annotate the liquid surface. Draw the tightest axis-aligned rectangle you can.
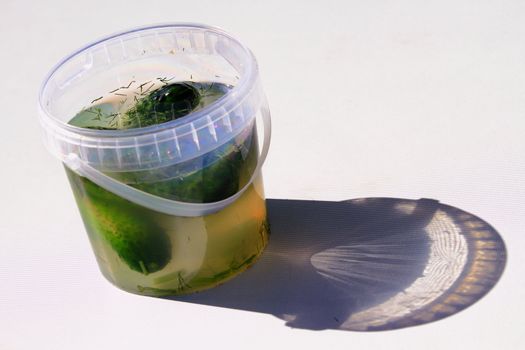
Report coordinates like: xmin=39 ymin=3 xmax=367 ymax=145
xmin=69 ymin=81 xmax=232 ymax=130
xmin=66 ymin=80 xmax=268 ymax=295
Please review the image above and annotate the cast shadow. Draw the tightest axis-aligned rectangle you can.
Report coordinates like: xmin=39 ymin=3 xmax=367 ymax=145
xmin=172 ymin=197 xmax=506 ymax=331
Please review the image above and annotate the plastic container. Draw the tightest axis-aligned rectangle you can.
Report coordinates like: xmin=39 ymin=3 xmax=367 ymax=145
xmin=38 ymin=23 xmax=271 ymax=296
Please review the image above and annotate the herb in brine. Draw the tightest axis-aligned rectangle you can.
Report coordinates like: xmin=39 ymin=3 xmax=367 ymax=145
xmin=69 ymin=81 xmax=231 ymax=131
xmin=123 ymin=83 xmax=201 ymax=128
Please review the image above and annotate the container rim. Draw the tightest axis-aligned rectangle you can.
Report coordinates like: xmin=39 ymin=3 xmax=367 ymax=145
xmin=37 ymin=22 xmax=258 ymax=139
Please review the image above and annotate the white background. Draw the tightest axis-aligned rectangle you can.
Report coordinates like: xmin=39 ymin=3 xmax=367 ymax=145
xmin=1 ymin=0 xmax=524 ymax=349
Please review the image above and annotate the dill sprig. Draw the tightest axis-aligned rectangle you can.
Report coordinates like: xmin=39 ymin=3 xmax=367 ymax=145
xmin=157 ymin=76 xmax=174 ymax=85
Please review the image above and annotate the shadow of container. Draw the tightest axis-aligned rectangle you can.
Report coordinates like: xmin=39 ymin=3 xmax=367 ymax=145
xmin=171 ymin=197 xmax=506 ymax=331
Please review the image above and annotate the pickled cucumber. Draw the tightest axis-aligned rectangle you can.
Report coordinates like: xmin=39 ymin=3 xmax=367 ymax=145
xmin=67 ymin=170 xmax=171 ymax=274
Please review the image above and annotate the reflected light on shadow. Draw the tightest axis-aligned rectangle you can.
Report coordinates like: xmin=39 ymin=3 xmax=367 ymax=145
xmin=172 ymin=197 xmax=506 ymax=332
xmin=332 ymin=207 xmax=468 ymax=330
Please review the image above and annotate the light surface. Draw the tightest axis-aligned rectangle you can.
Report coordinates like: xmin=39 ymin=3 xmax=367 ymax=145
xmin=1 ymin=0 xmax=524 ymax=349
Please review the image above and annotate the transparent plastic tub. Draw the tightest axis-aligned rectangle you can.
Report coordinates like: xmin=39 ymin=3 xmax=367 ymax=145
xmin=38 ymin=23 xmax=272 ymax=296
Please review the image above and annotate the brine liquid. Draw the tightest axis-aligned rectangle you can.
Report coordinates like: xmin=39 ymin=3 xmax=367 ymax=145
xmin=67 ymin=169 xmax=268 ymax=296
xmin=66 ymin=80 xmax=269 ymax=296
